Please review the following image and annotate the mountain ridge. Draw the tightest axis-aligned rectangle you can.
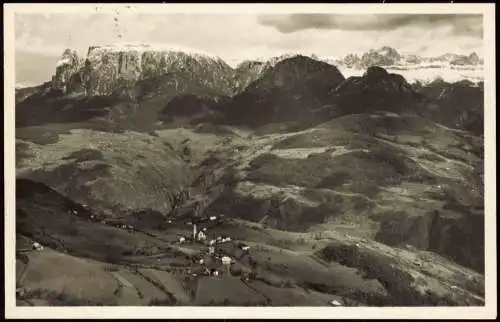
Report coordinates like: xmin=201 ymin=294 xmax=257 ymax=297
xmin=45 ymin=45 xmax=484 ymax=100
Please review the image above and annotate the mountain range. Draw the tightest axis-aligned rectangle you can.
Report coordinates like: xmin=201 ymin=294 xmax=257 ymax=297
xmin=334 ymin=46 xmax=483 ymax=69
xmin=15 ymin=44 xmax=485 ymax=307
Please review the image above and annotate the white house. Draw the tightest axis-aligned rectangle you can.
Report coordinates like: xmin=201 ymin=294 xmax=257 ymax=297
xmin=221 ymin=256 xmax=232 ymax=265
xmin=209 ymin=239 xmax=216 ymax=246
xmin=197 ymin=231 xmax=207 ymax=241
xmin=199 ymin=258 xmax=205 ymax=265
xmin=209 ymin=216 xmax=217 ymax=221
xmin=178 ymin=236 xmax=186 ymax=243
xmin=241 ymin=245 xmax=250 ymax=252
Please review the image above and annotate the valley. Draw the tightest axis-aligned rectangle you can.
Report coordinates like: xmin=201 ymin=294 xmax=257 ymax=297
xmin=14 ymin=45 xmax=485 ymax=307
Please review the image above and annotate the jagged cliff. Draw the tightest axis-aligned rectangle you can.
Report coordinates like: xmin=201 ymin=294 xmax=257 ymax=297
xmin=51 ymin=44 xmax=237 ymax=97
xmin=338 ymin=46 xmax=484 ymax=69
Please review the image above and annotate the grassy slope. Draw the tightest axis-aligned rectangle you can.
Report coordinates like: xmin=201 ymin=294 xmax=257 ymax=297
xmin=14 ymin=111 xmax=484 ymax=306
xmin=16 ymin=129 xmax=194 ymax=214
xmin=197 ymin=113 xmax=484 ymax=273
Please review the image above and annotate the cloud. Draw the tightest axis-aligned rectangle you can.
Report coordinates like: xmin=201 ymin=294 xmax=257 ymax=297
xmin=257 ymin=14 xmax=483 ymax=38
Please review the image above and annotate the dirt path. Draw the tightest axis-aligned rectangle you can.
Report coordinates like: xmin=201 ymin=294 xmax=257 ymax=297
xmin=258 ymin=215 xmax=269 ymax=224
xmin=111 ymin=272 xmax=133 ymax=287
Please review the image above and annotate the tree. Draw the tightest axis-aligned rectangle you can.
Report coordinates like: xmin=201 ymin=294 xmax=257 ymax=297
xmin=166 ymin=190 xmax=186 ymax=217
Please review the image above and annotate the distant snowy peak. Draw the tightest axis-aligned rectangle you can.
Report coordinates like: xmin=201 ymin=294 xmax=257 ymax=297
xmin=331 ymin=46 xmax=484 ymax=85
xmin=337 ymin=46 xmax=484 ymax=69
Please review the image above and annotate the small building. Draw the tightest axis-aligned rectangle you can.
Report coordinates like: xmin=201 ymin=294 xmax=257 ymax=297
xmin=199 ymin=258 xmax=205 ymax=265
xmin=221 ymin=256 xmax=232 ymax=275
xmin=207 ymin=246 xmax=215 ymax=255
xmin=32 ymin=242 xmax=43 ymax=251
xmin=239 ymin=243 xmax=251 ymax=252
xmin=329 ymin=300 xmax=343 ymax=307
xmin=178 ymin=236 xmax=186 ymax=243
xmin=197 ymin=231 xmax=207 ymax=242
xmin=209 ymin=216 xmax=217 ymax=221
xmin=209 ymin=239 xmax=216 ymax=246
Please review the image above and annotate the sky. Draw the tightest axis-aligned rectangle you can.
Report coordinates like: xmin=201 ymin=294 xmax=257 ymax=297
xmin=14 ymin=12 xmax=484 ymax=86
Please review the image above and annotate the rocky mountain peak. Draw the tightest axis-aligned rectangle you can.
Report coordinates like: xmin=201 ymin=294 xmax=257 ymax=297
xmin=50 ymin=44 xmax=237 ymax=97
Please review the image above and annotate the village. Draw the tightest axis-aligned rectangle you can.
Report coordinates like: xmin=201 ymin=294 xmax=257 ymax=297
xmin=17 ymin=197 xmax=482 ymax=307
xmin=19 ymin=203 xmax=269 ymax=296
xmin=16 ymin=197 xmax=380 ymax=307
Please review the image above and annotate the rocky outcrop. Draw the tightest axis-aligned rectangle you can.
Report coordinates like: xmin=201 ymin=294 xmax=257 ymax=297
xmin=331 ymin=66 xmax=426 ymax=116
xmin=52 ymin=49 xmax=82 ymax=93
xmin=450 ymin=52 xmax=482 ymax=66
